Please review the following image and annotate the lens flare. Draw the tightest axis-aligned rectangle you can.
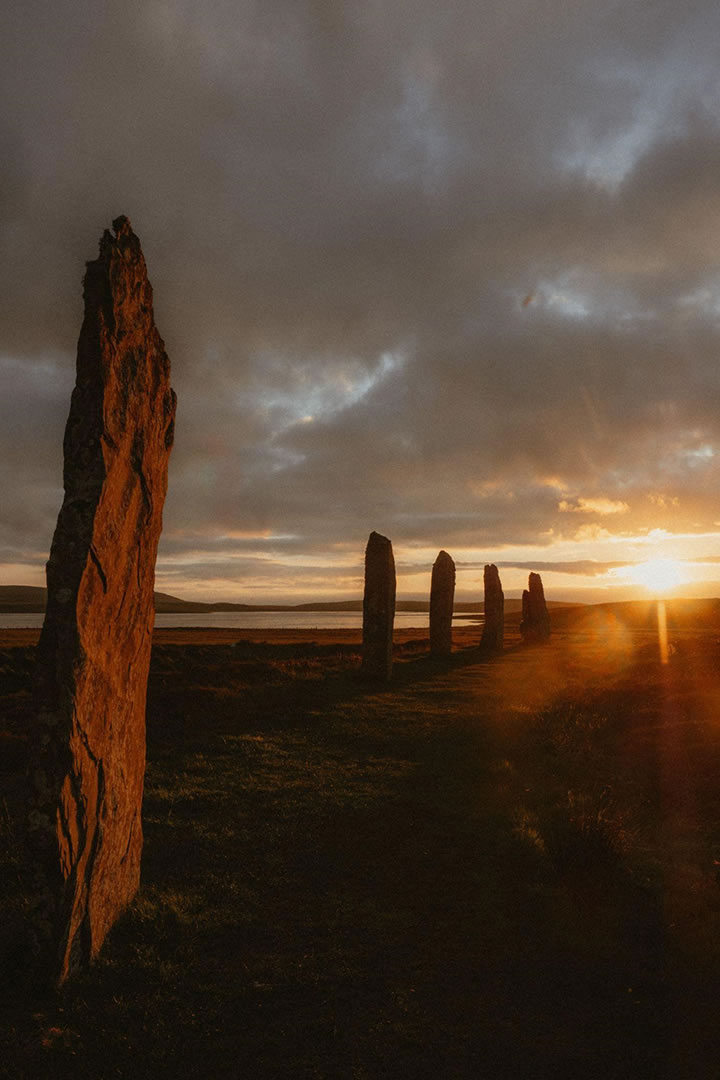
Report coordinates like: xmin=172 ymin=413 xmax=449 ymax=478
xmin=657 ymin=599 xmax=669 ymax=664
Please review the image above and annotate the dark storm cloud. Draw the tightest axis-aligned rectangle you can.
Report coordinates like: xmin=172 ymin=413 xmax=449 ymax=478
xmin=3 ymin=0 xmax=720 ymax=595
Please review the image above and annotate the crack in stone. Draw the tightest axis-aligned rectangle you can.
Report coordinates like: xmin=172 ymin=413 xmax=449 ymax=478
xmin=88 ymin=545 xmax=108 ymax=594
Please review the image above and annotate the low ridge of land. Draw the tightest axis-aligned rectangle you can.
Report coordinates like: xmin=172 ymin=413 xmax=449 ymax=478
xmin=0 ymin=584 xmax=577 ymax=615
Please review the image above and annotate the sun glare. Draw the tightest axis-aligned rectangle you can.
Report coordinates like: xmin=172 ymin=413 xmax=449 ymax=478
xmin=624 ymin=558 xmax=688 ymax=593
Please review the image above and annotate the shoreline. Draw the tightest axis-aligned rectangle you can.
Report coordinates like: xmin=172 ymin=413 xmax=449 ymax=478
xmin=0 ymin=625 xmax=488 ymax=649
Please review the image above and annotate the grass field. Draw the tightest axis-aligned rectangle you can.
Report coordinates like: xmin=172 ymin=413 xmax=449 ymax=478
xmin=2 ymin=610 xmax=720 ymax=1078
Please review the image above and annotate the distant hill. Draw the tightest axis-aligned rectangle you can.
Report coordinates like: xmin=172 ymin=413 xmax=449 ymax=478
xmin=157 ymin=598 xmax=492 ymax=614
xmin=5 ymin=587 xmax=718 ymax=635
xmin=0 ymin=585 xmax=576 ymax=615
xmin=0 ymin=586 xmax=483 ymax=615
xmin=0 ymin=585 xmax=48 ymax=611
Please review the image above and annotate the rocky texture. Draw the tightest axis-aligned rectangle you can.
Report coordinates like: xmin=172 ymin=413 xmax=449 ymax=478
xmin=520 ymin=572 xmax=551 ymax=643
xmin=361 ymin=532 xmax=396 ymax=680
xmin=480 ymin=564 xmax=504 ymax=652
xmin=429 ymin=550 xmax=455 ymax=658
xmin=30 ymin=217 xmax=176 ymax=985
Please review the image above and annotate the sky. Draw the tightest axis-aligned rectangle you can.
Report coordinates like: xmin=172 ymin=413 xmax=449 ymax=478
xmin=2 ymin=0 xmax=720 ymax=604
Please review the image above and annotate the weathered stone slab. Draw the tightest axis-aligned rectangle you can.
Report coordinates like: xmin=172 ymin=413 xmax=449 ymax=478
xmin=519 ymin=572 xmax=551 ymax=643
xmin=429 ymin=550 xmax=455 ymax=657
xmin=361 ymin=531 xmax=396 ymax=680
xmin=480 ymin=563 xmax=504 ymax=652
xmin=30 ymin=216 xmax=176 ymax=984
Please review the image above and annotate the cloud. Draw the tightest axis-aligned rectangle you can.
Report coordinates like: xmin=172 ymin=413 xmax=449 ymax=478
xmin=458 ymin=559 xmax=630 ymax=577
xmin=495 ymin=560 xmax=631 ymax=577
xmin=3 ymin=1 xmax=720 ymax=598
xmin=558 ymin=497 xmax=630 ymax=515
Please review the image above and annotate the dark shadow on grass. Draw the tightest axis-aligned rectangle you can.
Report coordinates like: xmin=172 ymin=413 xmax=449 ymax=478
xmin=144 ymin=638 xmax=513 ymax=756
xmin=87 ymin=693 xmax=671 ymax=1078
xmin=2 ymin=636 xmax=709 ymax=1078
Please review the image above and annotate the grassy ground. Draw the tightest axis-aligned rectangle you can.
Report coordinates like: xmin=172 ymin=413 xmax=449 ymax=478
xmin=2 ymin=620 xmax=720 ymax=1077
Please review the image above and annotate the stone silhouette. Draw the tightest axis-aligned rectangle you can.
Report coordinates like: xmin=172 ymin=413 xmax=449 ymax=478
xmin=30 ymin=217 xmax=176 ymax=984
xmin=362 ymin=531 xmax=396 ymax=680
xmin=519 ymin=572 xmax=551 ymax=643
xmin=480 ymin=563 xmax=504 ymax=651
xmin=429 ymin=550 xmax=455 ymax=657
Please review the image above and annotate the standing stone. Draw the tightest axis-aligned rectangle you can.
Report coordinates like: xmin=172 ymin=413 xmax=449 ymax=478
xmin=480 ymin=564 xmax=504 ymax=652
xmin=362 ymin=531 xmax=396 ymax=680
xmin=30 ymin=217 xmax=176 ymax=984
xmin=429 ymin=550 xmax=455 ymax=658
xmin=519 ymin=572 xmax=551 ymax=643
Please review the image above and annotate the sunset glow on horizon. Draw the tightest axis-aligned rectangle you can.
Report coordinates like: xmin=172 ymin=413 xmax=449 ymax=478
xmin=4 ymin=519 xmax=719 ymax=607
xmin=143 ymin=528 xmax=720 ymax=606
xmin=610 ymin=557 xmax=692 ymax=595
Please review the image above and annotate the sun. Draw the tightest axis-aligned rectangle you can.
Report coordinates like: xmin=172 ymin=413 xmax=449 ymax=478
xmin=625 ymin=558 xmax=688 ymax=593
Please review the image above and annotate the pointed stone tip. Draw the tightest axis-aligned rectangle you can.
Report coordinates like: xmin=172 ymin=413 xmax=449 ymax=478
xmin=93 ymin=217 xmax=141 ymax=267
xmin=112 ymin=215 xmax=133 ymax=236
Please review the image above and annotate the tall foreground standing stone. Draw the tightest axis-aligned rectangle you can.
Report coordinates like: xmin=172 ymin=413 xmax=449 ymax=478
xmin=30 ymin=217 xmax=176 ymax=984
xmin=429 ymin=550 xmax=455 ymax=657
xmin=480 ymin=564 xmax=504 ymax=652
xmin=362 ymin=531 xmax=396 ymax=680
xmin=519 ymin=572 xmax=551 ymax=643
